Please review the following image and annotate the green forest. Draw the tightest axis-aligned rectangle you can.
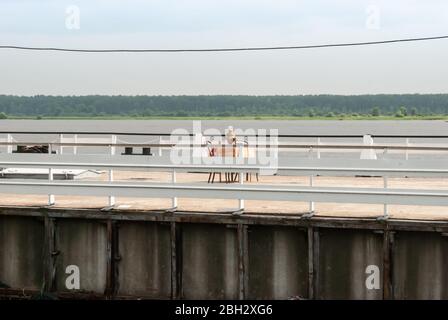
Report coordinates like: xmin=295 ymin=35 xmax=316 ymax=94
xmin=0 ymin=94 xmax=448 ymax=119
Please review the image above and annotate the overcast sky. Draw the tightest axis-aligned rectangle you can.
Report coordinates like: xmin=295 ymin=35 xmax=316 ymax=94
xmin=1 ymin=0 xmax=448 ymax=96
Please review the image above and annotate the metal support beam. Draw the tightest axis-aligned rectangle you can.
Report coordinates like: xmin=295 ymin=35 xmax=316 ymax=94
xmin=237 ymin=224 xmax=249 ymax=300
xmin=171 ymin=222 xmax=181 ymax=299
xmin=382 ymin=230 xmax=394 ymax=300
xmin=43 ymin=216 xmax=57 ymax=293
xmin=307 ymin=227 xmax=315 ymax=299
xmin=105 ymin=220 xmax=118 ymax=298
xmin=312 ymin=228 xmax=320 ymax=299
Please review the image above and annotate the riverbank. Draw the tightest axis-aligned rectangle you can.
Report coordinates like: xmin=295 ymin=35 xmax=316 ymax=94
xmin=3 ymin=115 xmax=448 ymax=120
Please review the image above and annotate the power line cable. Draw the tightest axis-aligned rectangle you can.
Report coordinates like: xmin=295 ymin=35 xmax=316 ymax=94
xmin=0 ymin=35 xmax=447 ymax=53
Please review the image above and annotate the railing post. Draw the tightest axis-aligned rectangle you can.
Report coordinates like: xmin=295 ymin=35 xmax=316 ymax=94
xmin=405 ymin=138 xmax=410 ymax=160
xmin=48 ymin=143 xmax=55 ymax=206
xmin=317 ymin=137 xmax=321 ymax=159
xmin=171 ymin=169 xmax=178 ymax=210
xmin=6 ymin=134 xmax=13 ymax=154
xmin=309 ymin=175 xmax=315 ymax=213
xmin=361 ymin=134 xmax=377 ymax=160
xmin=73 ymin=134 xmax=78 ymax=155
xmin=58 ymin=134 xmax=63 ymax=155
xmin=238 ymin=172 xmax=245 ymax=212
xmin=381 ymin=176 xmax=389 ymax=219
xmin=48 ymin=167 xmax=55 ymax=205
xmin=159 ymin=136 xmax=163 ymax=156
xmin=108 ymin=135 xmax=117 ymax=207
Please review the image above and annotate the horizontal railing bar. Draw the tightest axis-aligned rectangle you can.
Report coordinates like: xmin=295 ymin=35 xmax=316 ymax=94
xmin=1 ymin=131 xmax=448 ymax=139
xmin=0 ymin=142 xmax=177 ymax=147
xmin=0 ymin=180 xmax=447 ymax=206
xmin=1 ymin=161 xmax=448 ymax=174
xmin=1 ymin=155 xmax=448 ymax=177
xmin=1 ymin=141 xmax=448 ymax=151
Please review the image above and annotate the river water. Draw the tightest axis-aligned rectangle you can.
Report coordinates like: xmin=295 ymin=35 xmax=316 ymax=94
xmin=1 ymin=119 xmax=447 ymax=159
xmin=1 ymin=119 xmax=448 ymax=136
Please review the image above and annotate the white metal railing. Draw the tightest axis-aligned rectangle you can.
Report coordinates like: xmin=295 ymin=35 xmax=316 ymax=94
xmin=2 ymin=141 xmax=448 ymax=151
xmin=0 ymin=153 xmax=448 ymax=218
xmin=1 ymin=154 xmax=447 ymax=177
xmin=1 ymin=132 xmax=448 ymax=151
xmin=1 ymin=131 xmax=448 ymax=218
xmin=0 ymin=180 xmax=447 ymax=206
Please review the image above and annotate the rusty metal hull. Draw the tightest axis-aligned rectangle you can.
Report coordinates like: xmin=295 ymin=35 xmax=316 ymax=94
xmin=1 ymin=206 xmax=448 ymax=300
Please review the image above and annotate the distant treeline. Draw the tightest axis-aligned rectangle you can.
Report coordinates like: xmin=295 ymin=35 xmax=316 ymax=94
xmin=0 ymin=94 xmax=448 ymax=118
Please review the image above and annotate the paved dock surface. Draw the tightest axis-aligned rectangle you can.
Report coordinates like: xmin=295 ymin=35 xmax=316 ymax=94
xmin=1 ymin=171 xmax=448 ymax=220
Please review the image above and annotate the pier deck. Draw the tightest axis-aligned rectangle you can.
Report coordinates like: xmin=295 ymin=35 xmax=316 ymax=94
xmin=1 ymin=171 xmax=448 ymax=220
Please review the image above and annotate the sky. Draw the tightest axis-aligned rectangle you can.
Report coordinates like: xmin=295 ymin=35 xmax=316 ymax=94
xmin=1 ymin=0 xmax=448 ymax=96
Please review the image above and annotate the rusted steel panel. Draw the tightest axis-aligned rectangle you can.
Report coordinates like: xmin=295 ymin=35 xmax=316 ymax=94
xmin=317 ymin=229 xmax=383 ymax=299
xmin=382 ymin=230 xmax=393 ymax=299
xmin=4 ymin=207 xmax=448 ymax=300
xmin=393 ymin=231 xmax=448 ymax=299
xmin=170 ymin=222 xmax=181 ymax=300
xmin=117 ymin=221 xmax=171 ymax=298
xmin=4 ymin=206 xmax=448 ymax=234
xmin=181 ymin=224 xmax=239 ymax=299
xmin=43 ymin=217 xmax=57 ymax=292
xmin=247 ymin=226 xmax=308 ymax=300
xmin=54 ymin=219 xmax=108 ymax=294
xmin=0 ymin=216 xmax=44 ymax=290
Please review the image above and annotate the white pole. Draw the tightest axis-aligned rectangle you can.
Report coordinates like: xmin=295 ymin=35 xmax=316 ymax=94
xmin=48 ymin=144 xmax=55 ymax=205
xmin=108 ymin=135 xmax=116 ymax=207
xmin=172 ymin=169 xmax=178 ymax=210
xmin=73 ymin=134 xmax=78 ymax=154
xmin=405 ymin=138 xmax=410 ymax=160
xmin=317 ymin=137 xmax=321 ymax=159
xmin=238 ymin=142 xmax=244 ymax=160
xmin=360 ymin=135 xmax=377 ymax=160
xmin=48 ymin=168 xmax=55 ymax=206
xmin=309 ymin=175 xmax=315 ymax=213
xmin=383 ymin=176 xmax=388 ymax=218
xmin=238 ymin=171 xmax=245 ymax=212
xmin=159 ymin=136 xmax=163 ymax=157
xmin=6 ymin=134 xmax=12 ymax=154
xmin=59 ymin=134 xmax=63 ymax=155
